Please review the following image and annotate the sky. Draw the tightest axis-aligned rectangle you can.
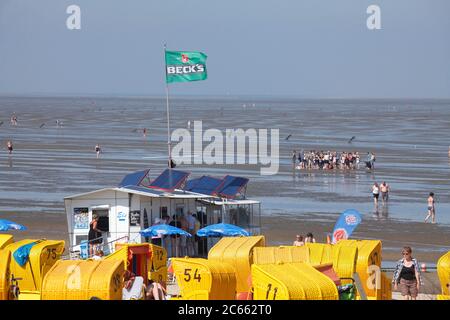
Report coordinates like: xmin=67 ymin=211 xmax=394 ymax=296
xmin=0 ymin=0 xmax=449 ymax=98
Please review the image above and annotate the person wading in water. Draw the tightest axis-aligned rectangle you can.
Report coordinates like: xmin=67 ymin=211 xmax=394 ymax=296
xmin=424 ymin=192 xmax=436 ymax=223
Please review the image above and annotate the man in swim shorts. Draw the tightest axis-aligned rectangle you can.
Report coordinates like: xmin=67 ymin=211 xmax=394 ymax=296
xmin=380 ymin=181 xmax=390 ymax=205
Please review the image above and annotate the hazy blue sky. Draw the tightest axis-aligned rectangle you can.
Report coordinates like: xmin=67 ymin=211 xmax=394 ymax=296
xmin=0 ymin=0 xmax=449 ymax=98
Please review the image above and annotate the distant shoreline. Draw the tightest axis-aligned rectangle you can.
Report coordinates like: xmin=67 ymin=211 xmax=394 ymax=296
xmin=1 ymin=94 xmax=450 ymax=102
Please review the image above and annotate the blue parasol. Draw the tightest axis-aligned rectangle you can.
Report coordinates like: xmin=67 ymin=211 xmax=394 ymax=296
xmin=196 ymin=223 xmax=250 ymax=237
xmin=140 ymin=224 xmax=192 ymax=237
xmin=0 ymin=219 xmax=27 ymax=231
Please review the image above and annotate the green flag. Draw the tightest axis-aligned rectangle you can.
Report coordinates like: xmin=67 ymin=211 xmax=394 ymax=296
xmin=165 ymin=50 xmax=207 ymax=84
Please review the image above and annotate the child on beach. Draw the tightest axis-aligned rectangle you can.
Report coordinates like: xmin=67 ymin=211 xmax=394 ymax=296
xmin=424 ymin=192 xmax=436 ymax=223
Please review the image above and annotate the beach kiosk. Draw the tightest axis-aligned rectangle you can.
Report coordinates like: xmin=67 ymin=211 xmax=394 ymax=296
xmin=64 ymin=169 xmax=261 ymax=257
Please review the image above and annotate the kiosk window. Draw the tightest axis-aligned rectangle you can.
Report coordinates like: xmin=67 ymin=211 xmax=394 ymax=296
xmin=93 ymin=209 xmax=109 ymax=232
xmin=97 ymin=216 xmax=109 ymax=232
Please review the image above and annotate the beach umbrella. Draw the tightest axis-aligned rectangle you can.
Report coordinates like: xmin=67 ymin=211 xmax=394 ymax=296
xmin=196 ymin=223 xmax=250 ymax=237
xmin=139 ymin=224 xmax=192 ymax=238
xmin=0 ymin=219 xmax=27 ymax=231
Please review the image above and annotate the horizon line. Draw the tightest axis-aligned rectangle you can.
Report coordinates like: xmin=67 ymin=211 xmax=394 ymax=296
xmin=1 ymin=93 xmax=450 ymax=101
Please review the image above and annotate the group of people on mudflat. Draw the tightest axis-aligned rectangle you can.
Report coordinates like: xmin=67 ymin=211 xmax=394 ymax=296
xmin=292 ymin=150 xmax=376 ymax=171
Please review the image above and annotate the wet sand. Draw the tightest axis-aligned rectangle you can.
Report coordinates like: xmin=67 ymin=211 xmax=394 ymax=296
xmin=0 ymin=96 xmax=449 ymax=269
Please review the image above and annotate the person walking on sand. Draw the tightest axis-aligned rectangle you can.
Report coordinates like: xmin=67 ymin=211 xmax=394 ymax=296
xmin=10 ymin=113 xmax=17 ymax=126
xmin=424 ymin=192 xmax=436 ymax=223
xmin=297 ymin=151 xmax=303 ymax=169
xmin=291 ymin=150 xmax=297 ymax=169
xmin=372 ymin=182 xmax=380 ymax=208
xmin=6 ymin=140 xmax=13 ymax=154
xmin=370 ymin=152 xmax=376 ymax=169
xmin=392 ymin=246 xmax=423 ymax=300
xmin=95 ymin=144 xmax=101 ymax=158
xmin=380 ymin=181 xmax=390 ymax=205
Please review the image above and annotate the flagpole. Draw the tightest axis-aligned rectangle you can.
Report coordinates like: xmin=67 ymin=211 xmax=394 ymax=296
xmin=164 ymin=44 xmax=172 ymax=167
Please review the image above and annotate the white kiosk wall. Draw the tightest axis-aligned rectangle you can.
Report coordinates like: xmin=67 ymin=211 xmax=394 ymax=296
xmin=65 ymin=189 xmax=129 ymax=248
